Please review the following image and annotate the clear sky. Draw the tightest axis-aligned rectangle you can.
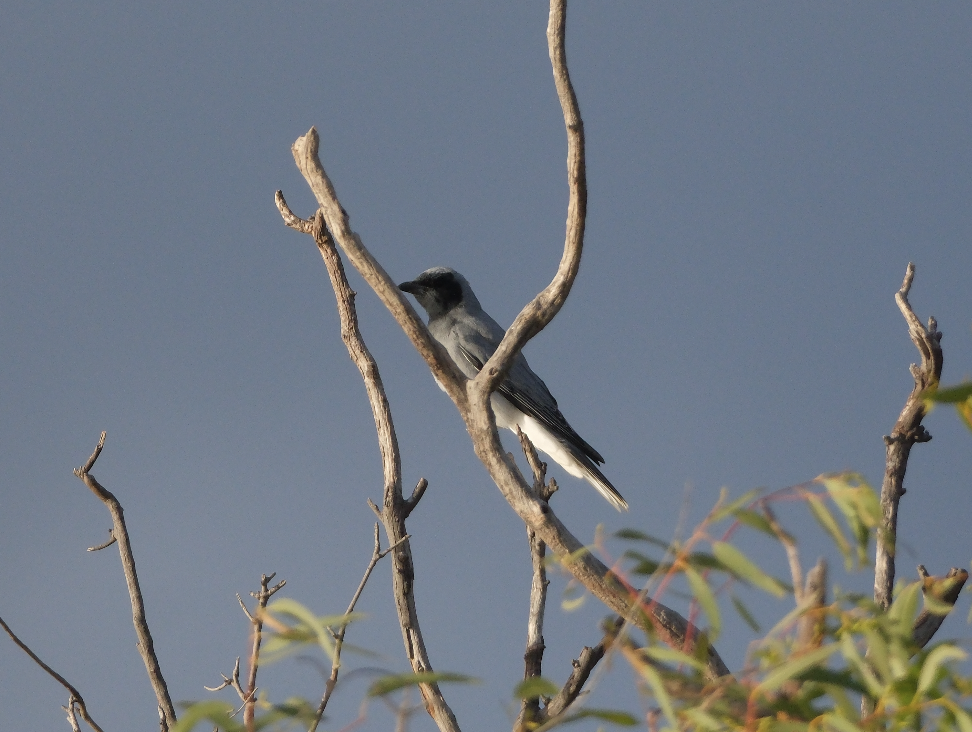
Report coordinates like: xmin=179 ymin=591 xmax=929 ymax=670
xmin=2 ymin=3 xmax=971 ymax=731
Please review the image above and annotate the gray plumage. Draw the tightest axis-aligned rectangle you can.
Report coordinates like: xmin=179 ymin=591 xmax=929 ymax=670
xmin=399 ymin=267 xmax=628 ymax=511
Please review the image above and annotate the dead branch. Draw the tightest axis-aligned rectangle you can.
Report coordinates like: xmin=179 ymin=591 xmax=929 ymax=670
xmin=275 ymin=200 xmax=460 ymax=732
xmin=796 ymin=559 xmax=827 ymax=651
xmin=0 ymin=615 xmax=106 ymax=732
xmin=73 ymin=432 xmax=176 ymax=730
xmin=242 ymin=572 xmax=286 ymax=730
xmin=281 ymin=0 xmax=729 ymax=681
xmin=515 ymin=433 xmax=553 ymax=732
xmin=540 ymin=617 xmax=625 ymax=723
xmin=874 ymin=263 xmax=943 ymax=610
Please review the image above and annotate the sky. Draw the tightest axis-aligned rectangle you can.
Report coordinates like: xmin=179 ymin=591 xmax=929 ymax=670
xmin=2 ymin=2 xmax=972 ymax=730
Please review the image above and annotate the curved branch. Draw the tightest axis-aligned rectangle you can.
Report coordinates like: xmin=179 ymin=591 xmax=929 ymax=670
xmin=0 ymin=616 xmax=106 ymax=732
xmin=282 ymin=0 xmax=729 ymax=682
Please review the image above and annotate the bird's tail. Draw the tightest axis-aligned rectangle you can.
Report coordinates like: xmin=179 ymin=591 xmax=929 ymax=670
xmin=580 ymin=460 xmax=628 ymax=512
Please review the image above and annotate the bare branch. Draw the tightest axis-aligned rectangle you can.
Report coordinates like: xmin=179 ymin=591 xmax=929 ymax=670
xmin=403 ymin=478 xmax=428 ymax=519
xmin=243 ymin=573 xmax=285 ymax=731
xmin=516 ymin=434 xmax=552 ymax=731
xmin=796 ymin=559 xmax=827 ymax=651
xmin=541 ymin=617 xmax=625 ymax=723
xmin=761 ymin=502 xmax=803 ymax=604
xmin=0 ymin=615 xmax=106 ymax=732
xmin=281 ymin=0 xmax=729 ymax=681
xmin=73 ymin=434 xmax=176 ymax=730
xmin=86 ymin=530 xmax=116 ymax=552
xmin=912 ymin=566 xmax=968 ymax=650
xmin=874 ymin=263 xmax=944 ymax=611
xmin=63 ymin=697 xmax=83 ymax=732
xmin=310 ymin=524 xmax=401 ymax=731
xmin=275 ymin=205 xmax=460 ymax=731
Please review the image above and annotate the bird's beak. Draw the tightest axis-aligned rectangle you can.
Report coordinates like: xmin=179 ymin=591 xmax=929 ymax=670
xmin=398 ymin=280 xmax=421 ymax=295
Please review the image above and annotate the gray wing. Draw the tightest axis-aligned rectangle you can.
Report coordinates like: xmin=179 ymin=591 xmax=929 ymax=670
xmin=455 ymin=336 xmax=606 ymax=466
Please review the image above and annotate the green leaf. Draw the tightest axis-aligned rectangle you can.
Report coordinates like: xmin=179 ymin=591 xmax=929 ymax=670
xmin=755 ymin=644 xmax=838 ymax=694
xmin=368 ymin=672 xmax=478 ymax=697
xmin=263 ymin=598 xmax=359 ymax=661
xmin=566 ymin=709 xmax=639 ymax=726
xmin=623 ymin=549 xmax=664 ymax=576
xmin=806 ymin=494 xmax=853 ymax=569
xmin=513 ymin=676 xmax=559 ymax=699
xmin=712 ymin=542 xmax=788 ymax=598
xmin=888 ymin=581 xmax=922 ymax=636
xmin=637 ymin=662 xmax=678 ymax=729
xmin=684 ymin=566 xmax=721 ymax=640
xmin=943 ymin=699 xmax=972 ymax=732
xmin=170 ymin=701 xmax=241 ymax=732
xmin=794 ymin=667 xmax=868 ymax=695
xmin=916 ymin=644 xmax=967 ymax=697
xmin=924 ymin=381 xmax=972 ymax=403
xmin=682 ymin=707 xmax=725 ymax=731
xmin=732 ymin=508 xmax=778 ymax=537
xmin=615 ymin=529 xmax=672 ymax=549
xmin=710 ymin=488 xmax=762 ymax=524
xmin=820 ymin=712 xmax=865 ymax=732
xmin=730 ymin=593 xmax=761 ymax=632
xmin=686 ymin=552 xmax=723 ymax=571
xmin=645 ymin=645 xmax=707 ymax=673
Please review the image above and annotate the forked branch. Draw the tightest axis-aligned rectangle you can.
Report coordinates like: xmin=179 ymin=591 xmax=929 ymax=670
xmin=276 ymin=200 xmax=460 ymax=731
xmin=281 ymin=0 xmax=729 ymax=680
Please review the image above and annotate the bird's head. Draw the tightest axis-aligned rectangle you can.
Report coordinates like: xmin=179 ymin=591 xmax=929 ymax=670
xmin=398 ymin=267 xmax=480 ymax=320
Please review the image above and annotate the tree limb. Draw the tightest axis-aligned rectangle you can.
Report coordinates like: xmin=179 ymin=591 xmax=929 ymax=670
xmin=282 ymin=0 xmax=729 ymax=681
xmin=276 ymin=200 xmax=461 ymax=732
xmin=874 ymin=263 xmax=943 ymax=610
xmin=0 ymin=615 xmax=106 ymax=732
xmin=73 ymin=432 xmax=176 ymax=730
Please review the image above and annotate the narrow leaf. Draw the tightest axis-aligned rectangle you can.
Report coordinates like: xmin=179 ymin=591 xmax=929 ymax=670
xmin=684 ymin=566 xmax=721 ymax=640
xmin=733 ymin=508 xmax=778 ymax=537
xmin=170 ymin=701 xmax=241 ymax=732
xmin=368 ymin=672 xmax=478 ymax=697
xmin=924 ymin=382 xmax=972 ymax=403
xmin=731 ymin=593 xmax=762 ymax=632
xmin=615 ymin=529 xmax=672 ymax=549
xmin=712 ymin=542 xmax=788 ymax=597
xmin=569 ymin=709 xmax=639 ymax=726
xmin=637 ymin=662 xmax=678 ymax=729
xmin=916 ymin=644 xmax=967 ymax=697
xmin=806 ymin=494 xmax=852 ymax=569
xmin=514 ymin=677 xmax=559 ymax=699
xmin=645 ymin=645 xmax=707 ymax=673
xmin=755 ymin=644 xmax=838 ymax=694
xmin=821 ymin=713 xmax=865 ymax=732
xmin=710 ymin=488 xmax=762 ymax=523
xmin=795 ymin=667 xmax=868 ymax=695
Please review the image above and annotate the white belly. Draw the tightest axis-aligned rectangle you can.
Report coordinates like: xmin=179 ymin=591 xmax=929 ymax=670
xmin=490 ymin=393 xmax=584 ymax=479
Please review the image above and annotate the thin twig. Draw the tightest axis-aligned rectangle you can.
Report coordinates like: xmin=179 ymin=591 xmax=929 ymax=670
xmin=310 ymin=525 xmax=406 ymax=732
xmin=760 ymin=501 xmax=803 ymax=604
xmin=515 ymin=432 xmax=552 ymax=732
xmin=63 ymin=696 xmax=83 ymax=732
xmin=539 ymin=617 xmax=625 ymax=724
xmin=243 ymin=573 xmax=286 ymax=731
xmin=73 ymin=433 xmax=176 ymax=730
xmin=86 ymin=530 xmax=116 ymax=552
xmin=0 ymin=616 xmax=106 ymax=732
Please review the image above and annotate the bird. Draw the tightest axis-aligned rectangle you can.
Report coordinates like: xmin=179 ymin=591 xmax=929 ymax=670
xmin=399 ymin=267 xmax=628 ymax=511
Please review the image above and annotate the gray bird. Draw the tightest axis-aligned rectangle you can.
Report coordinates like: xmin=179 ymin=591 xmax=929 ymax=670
xmin=399 ymin=267 xmax=628 ymax=511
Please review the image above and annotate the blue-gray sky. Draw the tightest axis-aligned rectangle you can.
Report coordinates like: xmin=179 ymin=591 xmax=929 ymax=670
xmin=2 ymin=3 xmax=971 ymax=730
